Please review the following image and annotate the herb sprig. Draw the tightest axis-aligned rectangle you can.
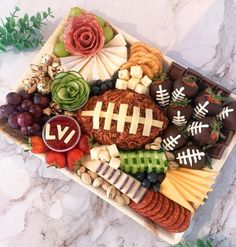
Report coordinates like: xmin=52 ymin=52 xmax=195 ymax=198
xmin=0 ymin=6 xmax=54 ymax=52
xmin=174 ymin=238 xmax=213 ymax=247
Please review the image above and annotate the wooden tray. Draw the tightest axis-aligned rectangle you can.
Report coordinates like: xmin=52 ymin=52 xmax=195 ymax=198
xmin=0 ymin=12 xmax=236 ymax=245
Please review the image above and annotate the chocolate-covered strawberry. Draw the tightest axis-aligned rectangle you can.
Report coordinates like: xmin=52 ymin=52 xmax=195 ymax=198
xmin=172 ymin=75 xmax=199 ymax=102
xmin=187 ymin=117 xmax=221 ymax=145
xmin=162 ymin=124 xmax=187 ymax=151
xmin=149 ymin=73 xmax=172 ymax=107
xmin=167 ymin=99 xmax=193 ymax=126
xmin=176 ymin=145 xmax=206 ymax=169
xmin=193 ymin=88 xmax=225 ymax=119
xmin=217 ymin=101 xmax=236 ymax=130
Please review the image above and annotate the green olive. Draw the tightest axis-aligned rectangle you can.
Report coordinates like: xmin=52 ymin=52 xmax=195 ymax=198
xmin=53 ymin=42 xmax=70 ymax=57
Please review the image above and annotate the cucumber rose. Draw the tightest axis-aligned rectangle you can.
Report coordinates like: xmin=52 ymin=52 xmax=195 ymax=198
xmin=51 ymin=71 xmax=90 ymax=111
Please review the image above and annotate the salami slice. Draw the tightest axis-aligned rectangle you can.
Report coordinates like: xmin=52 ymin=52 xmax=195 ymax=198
xmin=172 ymin=209 xmax=191 ymax=233
xmin=139 ymin=192 xmax=159 ymax=215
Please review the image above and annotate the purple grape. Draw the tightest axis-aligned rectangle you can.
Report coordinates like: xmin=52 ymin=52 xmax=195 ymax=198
xmin=40 ymin=115 xmax=50 ymax=124
xmin=19 ymin=90 xmax=33 ymax=100
xmin=21 ymin=126 xmax=29 ymax=136
xmin=8 ymin=112 xmax=19 ymax=129
xmin=21 ymin=100 xmax=33 ymax=111
xmin=15 ymin=104 xmax=23 ymax=113
xmin=28 ymin=123 xmax=41 ymax=135
xmin=0 ymin=104 xmax=15 ymax=119
xmin=17 ymin=112 xmax=33 ymax=127
xmin=33 ymin=94 xmax=50 ymax=108
xmin=29 ymin=104 xmax=43 ymax=118
xmin=6 ymin=92 xmax=21 ymax=105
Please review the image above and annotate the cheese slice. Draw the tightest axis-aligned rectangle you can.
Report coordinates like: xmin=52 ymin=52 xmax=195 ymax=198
xmin=168 ymin=173 xmax=213 ymax=193
xmin=93 ymin=102 xmax=103 ymax=129
xmin=96 ymin=55 xmax=111 ymax=80
xmin=57 ymin=125 xmax=69 ymax=140
xmin=103 ymin=46 xmax=128 ymax=58
xmin=104 ymin=33 xmax=127 ymax=48
xmin=59 ymin=55 xmax=80 ymax=65
xmin=168 ymin=174 xmax=208 ymax=200
xmin=167 ymin=174 xmax=204 ymax=205
xmin=168 ymin=170 xmax=215 ymax=185
xmin=70 ymin=56 xmax=92 ymax=75
xmin=117 ymin=104 xmax=128 ymax=132
xmin=98 ymin=52 xmax=118 ymax=76
xmin=160 ymin=177 xmax=195 ymax=212
xmin=129 ymin=106 xmax=140 ymax=134
xmin=45 ymin=123 xmax=56 ymax=140
xmin=142 ymin=109 xmax=153 ymax=136
xmin=101 ymin=50 xmax=127 ymax=67
xmin=178 ymin=168 xmax=218 ymax=178
xmin=79 ymin=57 xmax=95 ymax=81
xmin=89 ymin=56 xmax=100 ymax=81
xmin=104 ymin=102 xmax=115 ymax=130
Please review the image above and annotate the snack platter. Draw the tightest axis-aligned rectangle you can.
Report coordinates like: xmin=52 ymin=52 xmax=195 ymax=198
xmin=0 ymin=7 xmax=236 ymax=245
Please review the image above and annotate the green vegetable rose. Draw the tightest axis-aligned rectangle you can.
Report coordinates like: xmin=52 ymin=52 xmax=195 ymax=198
xmin=51 ymin=71 xmax=90 ymax=111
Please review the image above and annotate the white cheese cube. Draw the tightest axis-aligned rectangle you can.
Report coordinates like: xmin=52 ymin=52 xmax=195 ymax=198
xmin=90 ymin=146 xmax=107 ymax=160
xmin=116 ymin=79 xmax=128 ymax=90
xmin=128 ymin=77 xmax=140 ymax=90
xmin=107 ymin=144 xmax=120 ymax=157
xmin=118 ymin=69 xmax=130 ymax=80
xmin=134 ymin=83 xmax=148 ymax=94
xmin=141 ymin=75 xmax=152 ymax=87
xmin=130 ymin=66 xmax=143 ymax=79
xmin=98 ymin=150 xmax=111 ymax=162
xmin=109 ymin=157 xmax=121 ymax=169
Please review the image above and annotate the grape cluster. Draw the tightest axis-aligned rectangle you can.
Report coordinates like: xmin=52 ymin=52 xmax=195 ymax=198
xmin=0 ymin=91 xmax=50 ymax=136
xmin=135 ymin=172 xmax=166 ymax=191
xmin=90 ymin=72 xmax=118 ymax=96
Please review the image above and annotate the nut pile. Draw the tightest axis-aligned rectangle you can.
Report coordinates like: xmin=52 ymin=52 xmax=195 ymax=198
xmin=23 ymin=54 xmax=63 ymax=94
xmin=77 ymin=165 xmax=130 ymax=206
xmin=145 ymin=137 xmax=162 ymax=151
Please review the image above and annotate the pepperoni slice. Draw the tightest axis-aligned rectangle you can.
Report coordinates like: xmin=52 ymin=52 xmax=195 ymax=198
xmin=169 ymin=209 xmax=191 ymax=233
xmin=150 ymin=195 xmax=170 ymax=221
xmin=158 ymin=203 xmax=180 ymax=228
xmin=130 ymin=190 xmax=154 ymax=211
xmin=165 ymin=206 xmax=186 ymax=231
xmin=139 ymin=192 xmax=159 ymax=215
xmin=157 ymin=200 xmax=174 ymax=223
xmin=145 ymin=192 xmax=163 ymax=217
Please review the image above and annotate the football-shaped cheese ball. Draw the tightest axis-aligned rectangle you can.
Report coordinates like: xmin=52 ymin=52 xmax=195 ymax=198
xmin=76 ymin=89 xmax=168 ymax=150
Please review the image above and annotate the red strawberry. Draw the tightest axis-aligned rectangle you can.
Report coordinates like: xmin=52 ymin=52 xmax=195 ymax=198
xmin=28 ymin=136 xmax=49 ymax=154
xmin=77 ymin=134 xmax=90 ymax=154
xmin=45 ymin=151 xmax=66 ymax=168
xmin=210 ymin=132 xmax=219 ymax=141
xmin=67 ymin=148 xmax=84 ymax=171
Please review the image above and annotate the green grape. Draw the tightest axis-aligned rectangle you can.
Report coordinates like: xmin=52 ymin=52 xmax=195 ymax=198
xmin=54 ymin=42 xmax=70 ymax=57
xmin=69 ymin=7 xmax=83 ymax=17
xmin=96 ymin=15 xmax=106 ymax=27
xmin=103 ymin=25 xmax=114 ymax=43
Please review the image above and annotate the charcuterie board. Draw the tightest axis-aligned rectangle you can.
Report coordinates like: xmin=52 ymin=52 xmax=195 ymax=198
xmin=0 ymin=7 xmax=236 ymax=245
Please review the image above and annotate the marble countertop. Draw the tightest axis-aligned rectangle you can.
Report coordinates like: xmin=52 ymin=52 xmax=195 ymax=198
xmin=0 ymin=0 xmax=236 ymax=246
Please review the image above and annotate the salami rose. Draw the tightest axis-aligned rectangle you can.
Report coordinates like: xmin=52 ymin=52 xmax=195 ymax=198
xmin=64 ymin=14 xmax=105 ymax=57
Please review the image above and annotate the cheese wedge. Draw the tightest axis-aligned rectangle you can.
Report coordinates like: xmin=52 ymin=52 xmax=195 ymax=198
xmin=168 ymin=174 xmax=208 ymax=200
xmin=96 ymin=55 xmax=111 ymax=80
xmin=117 ymin=104 xmax=128 ymax=132
xmin=104 ymin=33 xmax=127 ymax=48
xmin=178 ymin=168 xmax=218 ymax=178
xmin=160 ymin=177 xmax=195 ymax=212
xmin=168 ymin=173 xmax=213 ymax=193
xmin=168 ymin=170 xmax=215 ymax=185
xmin=98 ymin=52 xmax=118 ymax=76
xmin=103 ymin=46 xmax=128 ymax=58
xmin=93 ymin=102 xmax=103 ymax=129
xmin=101 ymin=50 xmax=127 ymax=67
xmin=167 ymin=174 xmax=204 ymax=205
